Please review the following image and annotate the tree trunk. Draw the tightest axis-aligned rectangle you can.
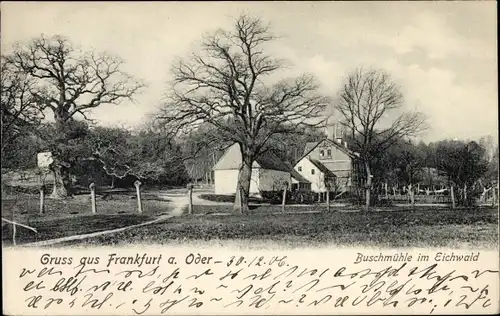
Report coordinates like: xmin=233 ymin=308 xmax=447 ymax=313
xmin=409 ymin=183 xmax=415 ymax=206
xmin=111 ymin=175 xmax=115 ymax=189
xmin=233 ymin=159 xmax=251 ymax=214
xmin=51 ymin=164 xmax=71 ymax=199
xmin=364 ymin=161 xmax=372 ymax=211
xmin=463 ymin=184 xmax=467 ymax=205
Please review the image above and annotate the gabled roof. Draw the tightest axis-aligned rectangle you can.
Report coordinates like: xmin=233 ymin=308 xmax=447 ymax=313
xmin=309 ymin=158 xmax=337 ymax=177
xmin=213 ymin=143 xmax=291 ymax=172
xmin=301 ymin=138 xmax=359 ymax=161
xmin=290 ymin=168 xmax=311 ymax=183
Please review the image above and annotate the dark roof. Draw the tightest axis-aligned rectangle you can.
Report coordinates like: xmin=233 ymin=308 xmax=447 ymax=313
xmin=213 ymin=143 xmax=291 ymax=172
xmin=302 ymin=138 xmax=359 ymax=160
xmin=256 ymin=150 xmax=291 ymax=172
xmin=309 ymin=159 xmax=336 ymax=177
xmin=290 ymin=168 xmax=311 ymax=183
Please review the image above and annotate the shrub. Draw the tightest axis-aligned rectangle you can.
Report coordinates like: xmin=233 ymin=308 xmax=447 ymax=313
xmin=198 ymin=194 xmax=267 ymax=204
xmin=261 ymin=190 xmax=320 ymax=205
xmin=2 ymin=184 xmax=54 ymax=195
xmin=259 ymin=190 xmax=284 ymax=204
xmin=199 ymin=194 xmax=236 ymax=203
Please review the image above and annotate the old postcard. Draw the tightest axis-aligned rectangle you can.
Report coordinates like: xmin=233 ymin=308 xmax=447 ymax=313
xmin=1 ymin=1 xmax=499 ymax=315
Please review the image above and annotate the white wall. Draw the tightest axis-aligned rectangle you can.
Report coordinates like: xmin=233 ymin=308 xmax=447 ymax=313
xmin=294 ymin=158 xmax=326 ymax=192
xmin=258 ymin=169 xmax=292 ymax=191
xmin=214 ymin=169 xmax=260 ymax=195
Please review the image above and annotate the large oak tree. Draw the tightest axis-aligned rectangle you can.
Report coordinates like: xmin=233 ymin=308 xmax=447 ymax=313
xmin=5 ymin=35 xmax=144 ymax=198
xmin=157 ymin=15 xmax=329 ymax=213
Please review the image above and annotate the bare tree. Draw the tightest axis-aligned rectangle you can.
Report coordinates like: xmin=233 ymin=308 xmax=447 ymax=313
xmin=157 ymin=15 xmax=329 ymax=213
xmin=5 ymin=35 xmax=145 ymax=198
xmin=335 ymin=67 xmax=427 ymax=210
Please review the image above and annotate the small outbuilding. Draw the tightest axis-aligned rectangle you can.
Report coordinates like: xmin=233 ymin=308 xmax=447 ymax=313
xmin=212 ymin=143 xmax=292 ymax=195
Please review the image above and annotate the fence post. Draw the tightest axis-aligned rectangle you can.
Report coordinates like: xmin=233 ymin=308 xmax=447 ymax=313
xmin=187 ymin=183 xmax=193 ymax=215
xmin=450 ymin=185 xmax=456 ymax=209
xmin=39 ymin=185 xmax=45 ymax=215
xmin=89 ymin=183 xmax=96 ymax=214
xmin=134 ymin=180 xmax=143 ymax=214
xmin=281 ymin=182 xmax=288 ymax=214
xmin=326 ymin=188 xmax=330 ymax=213
xmin=12 ymin=206 xmax=16 ymax=246
xmin=492 ymin=184 xmax=497 ymax=207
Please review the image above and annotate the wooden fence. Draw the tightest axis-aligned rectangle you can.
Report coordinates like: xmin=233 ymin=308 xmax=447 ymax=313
xmin=385 ymin=194 xmax=451 ymax=204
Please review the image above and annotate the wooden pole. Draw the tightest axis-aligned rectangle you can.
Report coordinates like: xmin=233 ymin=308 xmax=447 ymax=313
xmin=450 ymin=185 xmax=456 ymax=209
xmin=326 ymin=187 xmax=330 ymax=212
xmin=39 ymin=185 xmax=45 ymax=215
xmin=281 ymin=182 xmax=288 ymax=214
xmin=409 ymin=184 xmax=415 ymax=206
xmin=134 ymin=180 xmax=143 ymax=214
xmin=187 ymin=183 xmax=193 ymax=215
xmin=89 ymin=183 xmax=96 ymax=214
xmin=12 ymin=207 xmax=16 ymax=246
xmin=492 ymin=184 xmax=497 ymax=207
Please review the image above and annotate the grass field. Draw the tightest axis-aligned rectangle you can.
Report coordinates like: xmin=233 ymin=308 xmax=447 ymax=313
xmin=58 ymin=207 xmax=499 ymax=249
xmin=186 ymin=204 xmax=462 ymax=215
xmin=1 ymin=194 xmax=175 ymax=245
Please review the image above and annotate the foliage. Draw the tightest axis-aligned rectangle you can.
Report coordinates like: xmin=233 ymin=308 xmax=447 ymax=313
xmin=0 ymin=57 xmax=44 ymax=152
xmin=198 ymin=194 xmax=266 ymax=204
xmin=83 ymin=127 xmax=190 ymax=186
xmin=434 ymin=140 xmax=490 ymax=206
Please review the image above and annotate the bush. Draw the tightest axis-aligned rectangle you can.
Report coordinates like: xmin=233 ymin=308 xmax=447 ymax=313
xmin=259 ymin=190 xmax=283 ymax=204
xmin=260 ymin=190 xmax=320 ymax=205
xmin=288 ymin=191 xmax=319 ymax=204
xmin=198 ymin=194 xmax=267 ymax=204
xmin=199 ymin=194 xmax=236 ymax=203
xmin=2 ymin=184 xmax=54 ymax=195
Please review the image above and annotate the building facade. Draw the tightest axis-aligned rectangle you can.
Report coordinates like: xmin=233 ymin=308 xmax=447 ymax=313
xmin=293 ymin=136 xmax=362 ymax=193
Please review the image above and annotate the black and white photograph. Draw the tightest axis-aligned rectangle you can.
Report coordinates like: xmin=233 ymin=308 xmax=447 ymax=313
xmin=1 ymin=2 xmax=498 ymax=315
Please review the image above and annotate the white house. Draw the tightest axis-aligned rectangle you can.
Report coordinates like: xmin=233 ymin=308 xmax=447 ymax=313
xmin=213 ymin=143 xmax=292 ymax=195
xmin=292 ymin=123 xmax=362 ymax=193
xmin=292 ymin=156 xmax=336 ymax=193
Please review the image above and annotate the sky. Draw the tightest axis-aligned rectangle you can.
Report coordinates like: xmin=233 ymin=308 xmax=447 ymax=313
xmin=1 ymin=1 xmax=497 ymax=143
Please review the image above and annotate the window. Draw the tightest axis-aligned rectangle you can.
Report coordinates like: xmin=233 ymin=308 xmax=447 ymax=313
xmin=311 ymin=169 xmax=315 ymax=175
xmin=320 ymin=150 xmax=324 ymax=157
xmin=327 ymin=149 xmax=332 ymax=157
xmin=298 ymin=166 xmax=302 ymax=172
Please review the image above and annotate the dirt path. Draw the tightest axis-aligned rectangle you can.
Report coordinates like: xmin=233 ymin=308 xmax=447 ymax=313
xmin=21 ymin=194 xmax=188 ymax=248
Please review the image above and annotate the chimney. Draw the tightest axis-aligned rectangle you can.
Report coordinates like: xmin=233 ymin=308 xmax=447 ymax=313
xmin=334 ymin=124 xmax=342 ymax=144
xmin=324 ymin=121 xmax=334 ymax=140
